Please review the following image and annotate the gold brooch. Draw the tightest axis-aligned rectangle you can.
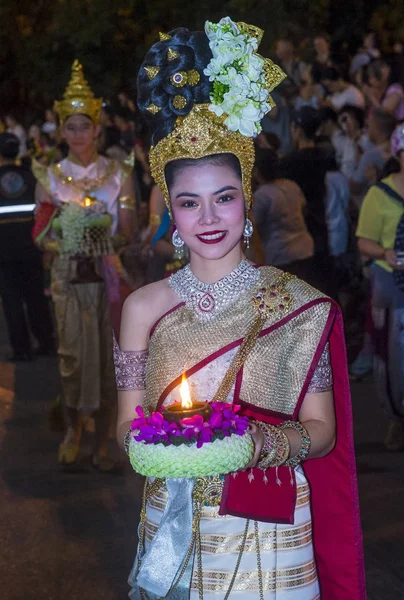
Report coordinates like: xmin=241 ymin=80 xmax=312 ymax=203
xmin=252 ymin=274 xmax=294 ymax=318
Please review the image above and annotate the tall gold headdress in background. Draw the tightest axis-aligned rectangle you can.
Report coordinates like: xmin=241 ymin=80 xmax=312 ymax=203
xmin=146 ymin=19 xmax=286 ymax=216
xmin=54 ymin=60 xmax=103 ymax=124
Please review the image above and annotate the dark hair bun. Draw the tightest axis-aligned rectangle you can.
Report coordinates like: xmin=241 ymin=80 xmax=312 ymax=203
xmin=137 ymin=28 xmax=212 ymax=145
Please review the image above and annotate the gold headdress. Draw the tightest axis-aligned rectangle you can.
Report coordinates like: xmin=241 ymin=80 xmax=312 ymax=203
xmin=150 ymin=104 xmax=255 ymax=216
xmin=54 ymin=60 xmax=103 ymax=124
xmin=147 ymin=20 xmax=286 ymax=216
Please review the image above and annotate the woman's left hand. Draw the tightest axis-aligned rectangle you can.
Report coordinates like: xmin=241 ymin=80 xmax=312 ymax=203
xmin=243 ymin=422 xmax=265 ymax=469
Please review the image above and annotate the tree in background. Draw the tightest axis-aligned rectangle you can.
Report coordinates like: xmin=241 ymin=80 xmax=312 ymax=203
xmin=0 ymin=0 xmax=399 ymax=119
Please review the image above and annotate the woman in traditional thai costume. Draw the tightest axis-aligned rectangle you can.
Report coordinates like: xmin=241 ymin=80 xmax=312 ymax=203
xmin=34 ymin=60 xmax=135 ymax=469
xmin=115 ymin=19 xmax=366 ymax=599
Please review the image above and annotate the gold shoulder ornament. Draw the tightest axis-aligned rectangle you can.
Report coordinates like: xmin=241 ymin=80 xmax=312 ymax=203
xmin=120 ymin=150 xmax=135 ymax=186
xmin=50 ymin=158 xmax=120 ymax=193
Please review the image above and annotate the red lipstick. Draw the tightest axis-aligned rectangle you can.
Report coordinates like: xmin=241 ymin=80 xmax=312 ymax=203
xmin=196 ymin=230 xmax=227 ymax=244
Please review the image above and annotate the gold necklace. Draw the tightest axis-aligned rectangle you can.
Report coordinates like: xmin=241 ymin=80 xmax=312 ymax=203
xmin=51 ymin=157 xmax=119 ymax=193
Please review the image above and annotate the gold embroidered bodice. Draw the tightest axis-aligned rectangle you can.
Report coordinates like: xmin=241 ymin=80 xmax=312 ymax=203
xmin=145 ymin=266 xmax=332 ymax=416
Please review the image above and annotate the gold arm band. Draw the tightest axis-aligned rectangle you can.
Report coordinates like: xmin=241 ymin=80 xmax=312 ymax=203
xmin=119 ymin=195 xmax=135 ymax=211
xmin=149 ymin=212 xmax=162 ymax=227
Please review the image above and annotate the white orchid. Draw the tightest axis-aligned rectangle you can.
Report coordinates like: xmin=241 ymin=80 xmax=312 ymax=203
xmin=204 ymin=17 xmax=270 ymax=137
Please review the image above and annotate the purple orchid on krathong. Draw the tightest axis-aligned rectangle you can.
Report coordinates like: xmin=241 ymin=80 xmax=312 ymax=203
xmin=130 ymin=402 xmax=250 ymax=448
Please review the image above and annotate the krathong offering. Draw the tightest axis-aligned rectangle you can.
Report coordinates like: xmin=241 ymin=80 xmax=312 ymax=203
xmin=128 ymin=376 xmax=253 ymax=478
xmin=52 ymin=197 xmax=113 ymax=257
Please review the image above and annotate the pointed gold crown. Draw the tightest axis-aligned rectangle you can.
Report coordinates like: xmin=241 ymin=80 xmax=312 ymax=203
xmin=147 ymin=22 xmax=286 ymax=216
xmin=54 ymin=60 xmax=103 ymax=124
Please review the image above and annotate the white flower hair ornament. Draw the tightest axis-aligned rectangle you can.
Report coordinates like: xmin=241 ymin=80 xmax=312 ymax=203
xmin=204 ymin=17 xmax=286 ymax=137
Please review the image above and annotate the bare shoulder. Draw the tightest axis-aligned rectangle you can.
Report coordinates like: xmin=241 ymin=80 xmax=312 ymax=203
xmin=120 ymin=279 xmax=179 ymax=348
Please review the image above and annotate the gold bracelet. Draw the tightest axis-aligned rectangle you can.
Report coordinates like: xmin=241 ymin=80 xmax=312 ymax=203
xmin=149 ymin=212 xmax=162 ymax=227
xmin=119 ymin=195 xmax=135 ymax=211
xmin=255 ymin=422 xmax=290 ymax=469
xmin=123 ymin=428 xmax=132 ymax=455
xmin=255 ymin=422 xmax=276 ymax=469
xmin=279 ymin=421 xmax=311 ymax=467
xmin=271 ymin=429 xmax=291 ymax=467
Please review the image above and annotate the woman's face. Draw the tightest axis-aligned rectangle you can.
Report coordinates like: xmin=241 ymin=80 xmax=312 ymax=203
xmin=62 ymin=114 xmax=99 ymax=155
xmin=170 ymin=162 xmax=245 ymax=261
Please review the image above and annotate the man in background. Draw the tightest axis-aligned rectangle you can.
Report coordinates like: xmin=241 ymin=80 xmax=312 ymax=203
xmin=350 ymin=109 xmax=396 ymax=206
xmin=0 ymin=133 xmax=54 ymax=361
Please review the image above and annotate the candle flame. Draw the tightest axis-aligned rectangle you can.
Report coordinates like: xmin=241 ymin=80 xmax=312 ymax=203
xmin=180 ymin=374 xmax=192 ymax=409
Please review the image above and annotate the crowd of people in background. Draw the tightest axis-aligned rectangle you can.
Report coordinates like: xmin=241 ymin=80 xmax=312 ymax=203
xmin=2 ymin=29 xmax=404 ymax=451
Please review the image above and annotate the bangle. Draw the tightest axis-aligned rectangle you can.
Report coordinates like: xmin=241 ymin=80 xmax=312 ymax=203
xmin=271 ymin=429 xmax=290 ymax=467
xmin=149 ymin=212 xmax=162 ymax=227
xmin=119 ymin=195 xmax=135 ymax=211
xmin=279 ymin=421 xmax=311 ymax=467
xmin=123 ymin=428 xmax=132 ymax=455
xmin=255 ymin=422 xmax=276 ymax=468
xmin=254 ymin=422 xmax=290 ymax=469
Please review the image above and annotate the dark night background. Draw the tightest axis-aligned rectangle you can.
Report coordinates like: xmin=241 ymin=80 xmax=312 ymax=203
xmin=0 ymin=0 xmax=401 ymax=115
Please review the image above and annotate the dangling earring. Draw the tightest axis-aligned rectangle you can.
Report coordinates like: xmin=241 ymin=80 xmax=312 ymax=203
xmin=243 ymin=217 xmax=253 ymax=249
xmin=172 ymin=229 xmax=184 ymax=249
xmin=172 ymin=228 xmax=185 ymax=260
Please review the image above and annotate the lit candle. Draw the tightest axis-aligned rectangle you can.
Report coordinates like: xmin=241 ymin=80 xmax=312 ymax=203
xmin=163 ymin=374 xmax=212 ymax=423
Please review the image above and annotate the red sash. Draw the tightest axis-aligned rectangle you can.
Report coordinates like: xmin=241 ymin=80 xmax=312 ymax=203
xmin=220 ymin=304 xmax=366 ymax=600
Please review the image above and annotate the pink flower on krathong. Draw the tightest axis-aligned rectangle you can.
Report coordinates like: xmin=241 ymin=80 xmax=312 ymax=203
xmin=130 ymin=405 xmax=148 ymax=430
xmin=134 ymin=409 xmax=179 ymax=444
xmin=208 ymin=402 xmax=249 ymax=436
xmin=180 ymin=415 xmax=214 ymax=448
xmin=209 ymin=410 xmax=223 ymax=429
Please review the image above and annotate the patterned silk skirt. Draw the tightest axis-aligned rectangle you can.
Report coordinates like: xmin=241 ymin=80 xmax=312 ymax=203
xmin=143 ymin=468 xmax=320 ymax=599
xmin=51 ymin=256 xmax=116 ymax=412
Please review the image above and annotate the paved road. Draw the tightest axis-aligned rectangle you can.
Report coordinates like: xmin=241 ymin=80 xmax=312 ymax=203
xmin=0 ymin=312 xmax=403 ymax=599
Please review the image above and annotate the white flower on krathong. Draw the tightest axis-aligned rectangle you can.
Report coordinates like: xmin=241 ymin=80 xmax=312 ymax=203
xmin=204 ymin=16 xmax=271 ymax=138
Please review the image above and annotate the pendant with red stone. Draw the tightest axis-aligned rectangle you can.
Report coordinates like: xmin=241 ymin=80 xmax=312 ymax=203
xmin=198 ymin=292 xmax=215 ymax=313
